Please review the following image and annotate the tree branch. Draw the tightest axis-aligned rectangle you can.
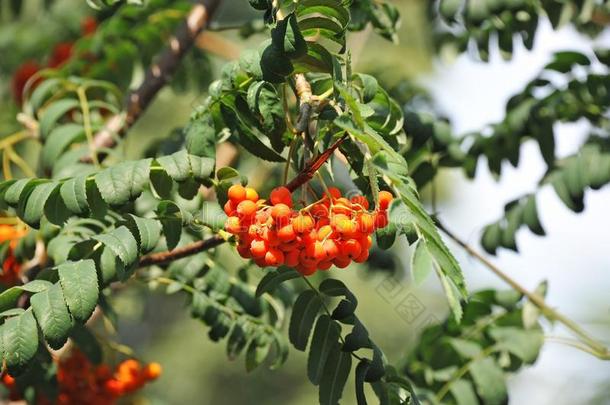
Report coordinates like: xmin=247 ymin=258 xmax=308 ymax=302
xmin=436 ymin=220 xmax=610 ymax=360
xmin=139 ymin=235 xmax=225 ymax=267
xmin=82 ymin=0 xmax=222 ymax=163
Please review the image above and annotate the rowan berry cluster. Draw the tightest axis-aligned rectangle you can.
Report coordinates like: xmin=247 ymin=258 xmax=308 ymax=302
xmin=1 ymin=350 xmax=161 ymax=404
xmin=0 ymin=224 xmax=27 ymax=287
xmin=224 ymin=184 xmax=393 ymax=275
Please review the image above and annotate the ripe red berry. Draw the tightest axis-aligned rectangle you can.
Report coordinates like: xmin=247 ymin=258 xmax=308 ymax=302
xmin=351 ymin=195 xmax=369 ymax=210
xmin=357 ymin=212 xmax=375 ymax=233
xmin=224 ymin=200 xmax=236 ymax=215
xmin=270 ymin=186 xmax=292 ymax=207
xmin=228 ymin=184 xmax=247 ymax=203
xmin=265 ymin=248 xmax=285 ymax=266
xmin=277 ymin=223 xmax=296 ymax=242
xmin=323 ymin=239 xmax=339 ymax=259
xmin=271 ymin=203 xmax=291 ymax=224
xmin=354 ymin=249 xmax=369 ymax=263
xmin=378 ymin=191 xmax=393 ymax=210
xmin=317 ymin=260 xmax=333 ymax=271
xmin=333 ymin=256 xmax=351 ymax=268
xmin=296 ymin=263 xmax=317 ymax=276
xmin=374 ymin=210 xmax=389 ymax=228
xmin=285 ymin=249 xmax=300 ymax=267
xmin=326 ymin=187 xmax=342 ymax=200
xmin=342 ymin=239 xmax=362 ymax=259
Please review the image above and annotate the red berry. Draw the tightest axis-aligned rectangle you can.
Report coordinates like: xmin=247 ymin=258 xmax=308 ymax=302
xmin=350 ymin=195 xmax=369 ymax=210
xmin=271 ymin=203 xmax=291 ymax=224
xmin=277 ymin=223 xmax=296 ymax=242
xmin=342 ymin=239 xmax=362 ymax=259
xmin=357 ymin=212 xmax=375 ymax=233
xmin=270 ymin=186 xmax=292 ymax=207
xmin=285 ymin=249 xmax=300 ymax=267
xmin=296 ymin=263 xmax=317 ymax=276
xmin=323 ymin=239 xmax=339 ymax=259
xmin=250 ymin=239 xmax=268 ymax=258
xmin=318 ymin=260 xmax=333 ymax=271
xmin=326 ymin=187 xmax=342 ymax=199
xmin=265 ymin=248 xmax=285 ymax=266
xmin=354 ymin=249 xmax=369 ymax=263
xmin=374 ymin=210 xmax=389 ymax=228
xmin=224 ymin=200 xmax=237 ymax=215
xmin=333 ymin=256 xmax=351 ymax=268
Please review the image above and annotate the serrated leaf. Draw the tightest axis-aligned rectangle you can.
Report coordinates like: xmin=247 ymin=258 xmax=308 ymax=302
xmin=123 ymin=214 xmax=161 ymax=253
xmin=411 ymin=238 xmax=434 ymax=285
xmin=308 ymin=315 xmax=341 ymax=385
xmin=156 ymin=200 xmax=184 ymax=250
xmin=319 ymin=344 xmax=352 ymax=405
xmin=94 ymin=158 xmax=151 ymax=205
xmin=22 ymin=182 xmax=58 ymax=228
xmin=245 ymin=333 xmax=271 ymax=372
xmin=450 ymin=379 xmax=479 ymax=405
xmin=93 ymin=226 xmax=139 ymax=269
xmin=469 ymin=358 xmax=507 ymax=405
xmin=57 ymin=260 xmax=99 ymax=323
xmin=272 ymin=13 xmax=307 ymax=58
xmin=60 ymin=175 xmax=89 ymax=215
xmin=3 ymin=309 xmax=38 ymax=375
xmin=255 ymin=267 xmax=300 ymax=297
xmin=41 ymin=124 xmax=85 ymax=173
xmin=31 ymin=283 xmax=73 ymax=350
xmin=289 ymin=290 xmax=322 ymax=351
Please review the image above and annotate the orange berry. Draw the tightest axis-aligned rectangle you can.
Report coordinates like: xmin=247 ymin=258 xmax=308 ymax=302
xmin=292 ymin=214 xmax=314 ymax=233
xmin=357 ymin=212 xmax=375 ymax=233
xmin=279 ymin=239 xmax=300 ymax=252
xmin=285 ymin=249 xmax=300 ymax=267
xmin=105 ymin=379 xmax=124 ymax=396
xmin=277 ymin=223 xmax=296 ymax=242
xmin=299 ymin=249 xmax=317 ymax=267
xmin=250 ymin=239 xmax=268 ymax=258
xmin=143 ymin=363 xmax=162 ymax=380
xmin=326 ymin=187 xmax=342 ymax=199
xmin=335 ymin=218 xmax=357 ymax=238
xmin=374 ymin=210 xmax=389 ymax=228
xmin=350 ymin=195 xmax=369 ymax=210
xmin=333 ymin=198 xmax=353 ymax=216
xmin=225 ymin=216 xmax=241 ymax=234
xmin=323 ymin=239 xmax=339 ymax=259
xmin=237 ymin=200 xmax=257 ymax=218
xmin=316 ymin=216 xmax=331 ymax=229
xmin=270 ymin=186 xmax=293 ymax=207
xmin=271 ymin=203 xmax=291 ymax=224
xmin=317 ymin=225 xmax=333 ymax=241
xmin=317 ymin=260 xmax=333 ymax=271
xmin=296 ymin=263 xmax=317 ymax=276
xmin=354 ymin=249 xmax=369 ymax=263
xmin=341 ymin=239 xmax=362 ymax=259
xmin=310 ymin=203 xmax=329 ymax=219
xmin=237 ymin=245 xmax=251 ymax=258
xmin=245 ymin=187 xmax=259 ymax=202
xmin=378 ymin=191 xmax=393 ymax=210
xmin=224 ymin=200 xmax=237 ymax=215
xmin=306 ymin=241 xmax=327 ymax=262
xmin=255 ymin=210 xmax=271 ymax=225
xmin=228 ymin=184 xmax=247 ymax=203
xmin=260 ymin=228 xmax=280 ymax=246
xmin=264 ymin=248 xmax=285 ymax=266
xmin=333 ymin=256 xmax=351 ymax=268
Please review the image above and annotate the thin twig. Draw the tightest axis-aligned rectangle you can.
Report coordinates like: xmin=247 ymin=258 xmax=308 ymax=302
xmin=82 ymin=0 xmax=222 ymax=163
xmin=138 ymin=235 xmax=225 ymax=267
xmin=436 ymin=220 xmax=610 ymax=360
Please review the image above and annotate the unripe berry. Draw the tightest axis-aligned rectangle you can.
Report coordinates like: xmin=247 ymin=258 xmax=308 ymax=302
xmin=237 ymin=200 xmax=257 ymax=218
xmin=270 ymin=186 xmax=292 ymax=207
xmin=378 ymin=190 xmax=393 ymax=210
xmin=228 ymin=184 xmax=247 ymax=203
xmin=265 ymin=248 xmax=285 ymax=266
xmin=245 ymin=187 xmax=259 ymax=202
xmin=335 ymin=217 xmax=357 ymax=238
xmin=293 ymin=214 xmax=314 ymax=233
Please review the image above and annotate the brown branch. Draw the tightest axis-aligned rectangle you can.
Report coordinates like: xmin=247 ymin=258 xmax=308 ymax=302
xmin=285 ymin=134 xmax=347 ymax=192
xmin=82 ymin=0 xmax=222 ymax=163
xmin=139 ymin=235 xmax=225 ymax=267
